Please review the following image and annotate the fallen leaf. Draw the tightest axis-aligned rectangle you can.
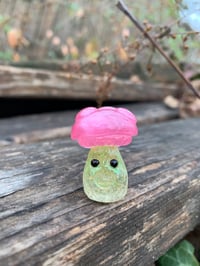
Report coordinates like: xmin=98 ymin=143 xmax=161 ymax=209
xmin=130 ymin=75 xmax=142 ymax=84
xmin=179 ymin=79 xmax=200 ymax=117
xmin=7 ymin=28 xmax=23 ymax=49
xmin=164 ymin=95 xmax=179 ymax=109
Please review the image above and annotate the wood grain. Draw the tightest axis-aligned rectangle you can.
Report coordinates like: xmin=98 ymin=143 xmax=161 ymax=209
xmin=0 ymin=118 xmax=200 ymax=265
xmin=0 ymin=65 xmax=180 ymax=100
xmin=0 ymin=103 xmax=179 ymax=145
xmin=11 ymin=61 xmax=183 ymax=83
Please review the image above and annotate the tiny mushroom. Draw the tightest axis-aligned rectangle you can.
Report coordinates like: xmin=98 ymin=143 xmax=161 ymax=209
xmin=71 ymin=106 xmax=138 ymax=203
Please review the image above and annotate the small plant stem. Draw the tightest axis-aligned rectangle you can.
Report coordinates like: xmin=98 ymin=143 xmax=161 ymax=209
xmin=116 ymin=0 xmax=200 ymax=98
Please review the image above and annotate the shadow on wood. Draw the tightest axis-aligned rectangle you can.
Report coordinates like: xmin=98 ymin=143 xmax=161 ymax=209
xmin=0 ymin=103 xmax=179 ymax=145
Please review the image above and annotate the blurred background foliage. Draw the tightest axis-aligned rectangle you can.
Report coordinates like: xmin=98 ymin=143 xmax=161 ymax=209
xmin=0 ymin=0 xmax=199 ymax=66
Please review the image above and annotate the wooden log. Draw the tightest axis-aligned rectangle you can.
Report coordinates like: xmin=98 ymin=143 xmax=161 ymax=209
xmin=0 ymin=103 xmax=179 ymax=145
xmin=0 ymin=118 xmax=200 ymax=265
xmin=10 ymin=61 xmax=184 ymax=83
xmin=0 ymin=65 xmax=180 ymax=100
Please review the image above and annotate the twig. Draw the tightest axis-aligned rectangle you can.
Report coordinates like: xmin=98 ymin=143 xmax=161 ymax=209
xmin=97 ymin=73 xmax=114 ymax=107
xmin=116 ymin=0 xmax=200 ymax=98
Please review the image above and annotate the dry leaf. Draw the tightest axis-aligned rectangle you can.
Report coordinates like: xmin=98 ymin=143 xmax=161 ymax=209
xmin=130 ymin=75 xmax=142 ymax=84
xmin=122 ymin=28 xmax=130 ymax=39
xmin=85 ymin=40 xmax=98 ymax=59
xmin=117 ymin=42 xmax=128 ymax=62
xmin=76 ymin=9 xmax=85 ymax=18
xmin=52 ymin=36 xmax=61 ymax=46
xmin=179 ymin=79 xmax=200 ymax=117
xmin=13 ymin=52 xmax=21 ymax=62
xmin=70 ymin=45 xmax=79 ymax=59
xmin=61 ymin=45 xmax=69 ymax=56
xmin=46 ymin=29 xmax=54 ymax=39
xmin=7 ymin=28 xmax=23 ymax=49
xmin=164 ymin=95 xmax=179 ymax=109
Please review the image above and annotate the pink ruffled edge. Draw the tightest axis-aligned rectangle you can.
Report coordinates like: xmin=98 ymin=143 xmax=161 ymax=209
xmin=71 ymin=106 xmax=138 ymax=148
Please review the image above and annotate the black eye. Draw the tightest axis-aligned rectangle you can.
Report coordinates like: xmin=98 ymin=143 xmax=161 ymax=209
xmin=91 ymin=159 xmax=100 ymax=167
xmin=110 ymin=159 xmax=118 ymax=168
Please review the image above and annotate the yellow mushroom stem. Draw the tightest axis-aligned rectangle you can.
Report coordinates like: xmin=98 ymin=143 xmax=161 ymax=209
xmin=83 ymin=146 xmax=128 ymax=203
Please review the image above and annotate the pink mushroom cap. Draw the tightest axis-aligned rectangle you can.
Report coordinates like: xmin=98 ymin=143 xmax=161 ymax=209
xmin=71 ymin=106 xmax=138 ymax=148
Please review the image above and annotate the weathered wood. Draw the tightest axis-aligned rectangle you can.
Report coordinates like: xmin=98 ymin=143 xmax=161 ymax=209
xmin=0 ymin=65 xmax=180 ymax=100
xmin=0 ymin=103 xmax=179 ymax=145
xmin=0 ymin=118 xmax=200 ymax=265
xmin=2 ymin=127 xmax=71 ymax=145
xmin=10 ymin=61 xmax=185 ymax=83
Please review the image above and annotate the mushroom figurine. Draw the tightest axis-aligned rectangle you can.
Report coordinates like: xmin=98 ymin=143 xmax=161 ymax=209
xmin=71 ymin=106 xmax=138 ymax=203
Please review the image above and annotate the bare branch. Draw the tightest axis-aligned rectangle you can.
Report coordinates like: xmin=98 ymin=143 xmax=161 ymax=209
xmin=116 ymin=0 xmax=200 ymax=98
